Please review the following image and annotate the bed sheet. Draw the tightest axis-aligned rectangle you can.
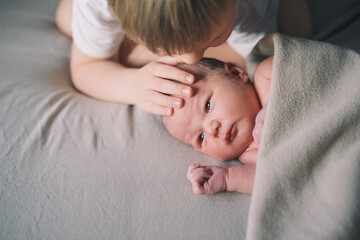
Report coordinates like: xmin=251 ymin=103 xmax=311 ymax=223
xmin=0 ymin=1 xmax=249 ymax=239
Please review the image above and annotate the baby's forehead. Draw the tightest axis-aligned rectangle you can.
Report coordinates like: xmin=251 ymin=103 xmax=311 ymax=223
xmin=163 ymin=109 xmax=190 ymax=144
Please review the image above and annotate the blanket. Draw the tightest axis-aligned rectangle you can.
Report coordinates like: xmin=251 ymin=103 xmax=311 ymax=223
xmin=246 ymin=34 xmax=360 ymax=239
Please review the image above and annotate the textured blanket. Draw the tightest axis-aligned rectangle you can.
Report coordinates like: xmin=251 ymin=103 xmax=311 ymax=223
xmin=246 ymin=34 xmax=360 ymax=239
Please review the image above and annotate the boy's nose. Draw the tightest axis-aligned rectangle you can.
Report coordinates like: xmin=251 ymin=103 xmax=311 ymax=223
xmin=203 ymin=119 xmax=220 ymax=137
xmin=179 ymin=50 xmax=205 ymax=64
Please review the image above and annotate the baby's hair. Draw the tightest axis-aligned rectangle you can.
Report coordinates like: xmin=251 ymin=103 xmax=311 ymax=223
xmin=193 ymin=57 xmax=231 ymax=78
xmin=176 ymin=57 xmax=229 ymax=82
xmin=108 ymin=0 xmax=230 ymax=55
xmin=197 ymin=58 xmax=225 ymax=70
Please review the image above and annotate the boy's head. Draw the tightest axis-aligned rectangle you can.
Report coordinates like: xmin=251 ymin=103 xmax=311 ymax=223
xmin=163 ymin=58 xmax=261 ymax=161
xmin=108 ymin=0 xmax=235 ymax=64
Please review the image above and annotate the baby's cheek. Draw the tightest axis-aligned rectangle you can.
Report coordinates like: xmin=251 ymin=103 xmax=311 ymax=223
xmin=208 ymin=146 xmax=235 ymax=161
xmin=200 ymin=140 xmax=239 ymax=161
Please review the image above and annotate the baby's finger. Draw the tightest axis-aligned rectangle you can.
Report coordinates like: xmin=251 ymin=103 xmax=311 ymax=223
xmin=153 ymin=63 xmax=195 ymax=85
xmin=192 ymin=181 xmax=206 ymax=195
xmin=188 ymin=167 xmax=212 ymax=182
xmin=188 ymin=164 xmax=201 ymax=172
xmin=187 ymin=164 xmax=201 ymax=180
xmin=204 ymin=165 xmax=220 ymax=174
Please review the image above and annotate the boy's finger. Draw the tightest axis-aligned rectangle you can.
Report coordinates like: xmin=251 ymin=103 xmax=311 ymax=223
xmin=145 ymin=90 xmax=184 ymax=109
xmin=154 ymin=78 xmax=193 ymax=98
xmin=153 ymin=63 xmax=195 ymax=84
xmin=142 ymin=101 xmax=173 ymax=116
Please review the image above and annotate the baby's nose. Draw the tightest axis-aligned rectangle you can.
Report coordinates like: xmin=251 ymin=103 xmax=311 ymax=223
xmin=204 ymin=120 xmax=220 ymax=137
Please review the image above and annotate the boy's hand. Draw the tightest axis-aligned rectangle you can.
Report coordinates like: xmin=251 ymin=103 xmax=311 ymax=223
xmin=133 ymin=60 xmax=194 ymax=116
xmin=187 ymin=164 xmax=229 ymax=195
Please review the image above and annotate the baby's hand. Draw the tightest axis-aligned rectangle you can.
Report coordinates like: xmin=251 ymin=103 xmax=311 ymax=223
xmin=132 ymin=60 xmax=194 ymax=116
xmin=187 ymin=164 xmax=229 ymax=195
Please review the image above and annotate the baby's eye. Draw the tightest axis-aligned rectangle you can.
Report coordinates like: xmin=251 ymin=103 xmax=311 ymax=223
xmin=205 ymin=99 xmax=211 ymax=112
xmin=199 ymin=132 xmax=204 ymax=143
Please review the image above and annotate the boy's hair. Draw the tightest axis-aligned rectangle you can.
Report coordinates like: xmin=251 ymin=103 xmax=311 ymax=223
xmin=108 ymin=0 xmax=231 ymax=55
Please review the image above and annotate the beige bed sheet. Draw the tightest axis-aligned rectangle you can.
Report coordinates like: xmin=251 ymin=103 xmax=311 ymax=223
xmin=0 ymin=0 xmax=249 ymax=239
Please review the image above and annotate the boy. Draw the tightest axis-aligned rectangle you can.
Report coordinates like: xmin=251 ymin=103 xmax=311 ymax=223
xmin=162 ymin=57 xmax=273 ymax=195
xmin=55 ymin=0 xmax=311 ymax=116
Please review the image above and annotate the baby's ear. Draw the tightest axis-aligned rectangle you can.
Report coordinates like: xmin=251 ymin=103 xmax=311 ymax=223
xmin=224 ymin=62 xmax=248 ymax=83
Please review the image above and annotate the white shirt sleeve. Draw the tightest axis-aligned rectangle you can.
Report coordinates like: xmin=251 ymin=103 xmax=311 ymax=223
xmin=71 ymin=0 xmax=124 ymax=59
xmin=227 ymin=0 xmax=279 ymax=58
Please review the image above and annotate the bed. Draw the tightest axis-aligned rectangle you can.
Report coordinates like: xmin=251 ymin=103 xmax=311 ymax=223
xmin=0 ymin=0 xmax=359 ymax=239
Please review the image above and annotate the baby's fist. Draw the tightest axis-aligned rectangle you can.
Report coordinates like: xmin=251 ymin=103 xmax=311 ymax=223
xmin=187 ymin=164 xmax=228 ymax=195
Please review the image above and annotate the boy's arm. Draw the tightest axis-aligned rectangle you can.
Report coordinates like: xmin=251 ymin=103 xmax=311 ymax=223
xmin=253 ymin=56 xmax=273 ymax=107
xmin=70 ymin=43 xmax=194 ymax=116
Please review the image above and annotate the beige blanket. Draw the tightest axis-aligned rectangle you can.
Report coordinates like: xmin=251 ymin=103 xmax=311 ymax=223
xmin=246 ymin=33 xmax=360 ymax=240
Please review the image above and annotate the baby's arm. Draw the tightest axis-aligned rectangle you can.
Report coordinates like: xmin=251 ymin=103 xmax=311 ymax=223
xmin=253 ymin=56 xmax=273 ymax=107
xmin=70 ymin=43 xmax=194 ymax=116
xmin=226 ymin=164 xmax=256 ymax=195
xmin=187 ymin=163 xmax=256 ymax=195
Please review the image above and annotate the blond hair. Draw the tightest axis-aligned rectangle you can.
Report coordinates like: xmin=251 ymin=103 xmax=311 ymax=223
xmin=108 ymin=0 xmax=231 ymax=55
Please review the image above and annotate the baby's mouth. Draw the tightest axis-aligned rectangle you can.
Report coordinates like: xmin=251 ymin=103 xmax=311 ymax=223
xmin=226 ymin=123 xmax=237 ymax=143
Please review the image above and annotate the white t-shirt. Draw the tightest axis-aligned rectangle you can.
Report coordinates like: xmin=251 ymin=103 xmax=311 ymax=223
xmin=228 ymin=0 xmax=279 ymax=57
xmin=71 ymin=0 xmax=278 ymax=59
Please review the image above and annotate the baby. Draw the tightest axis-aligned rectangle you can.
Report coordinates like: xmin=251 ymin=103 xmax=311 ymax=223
xmin=163 ymin=57 xmax=273 ymax=195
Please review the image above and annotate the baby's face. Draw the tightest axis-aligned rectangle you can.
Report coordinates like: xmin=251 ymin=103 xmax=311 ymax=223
xmin=163 ymin=65 xmax=260 ymax=160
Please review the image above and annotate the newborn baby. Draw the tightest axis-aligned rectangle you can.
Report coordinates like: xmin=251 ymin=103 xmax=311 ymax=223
xmin=163 ymin=57 xmax=272 ymax=195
